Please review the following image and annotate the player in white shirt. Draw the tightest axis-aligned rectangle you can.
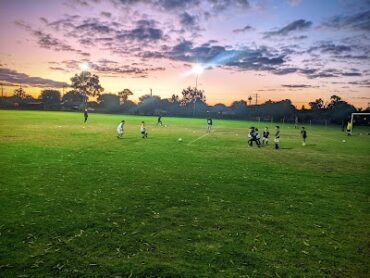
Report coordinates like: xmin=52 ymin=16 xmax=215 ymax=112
xmin=117 ymin=120 xmax=125 ymax=139
xmin=140 ymin=121 xmax=148 ymax=138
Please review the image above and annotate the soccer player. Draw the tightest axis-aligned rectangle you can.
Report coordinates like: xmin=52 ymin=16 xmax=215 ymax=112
xmin=157 ymin=115 xmax=163 ymax=126
xmin=301 ymin=127 xmax=307 ymax=146
xmin=207 ymin=117 xmax=213 ymax=133
xmin=274 ymin=126 xmax=280 ymax=150
xmin=255 ymin=128 xmax=261 ymax=147
xmin=248 ymin=127 xmax=253 ymax=146
xmin=346 ymin=121 xmax=352 ymax=136
xmin=83 ymin=108 xmax=88 ymax=123
xmin=140 ymin=121 xmax=148 ymax=138
xmin=117 ymin=120 xmax=125 ymax=139
xmin=262 ymin=127 xmax=269 ymax=145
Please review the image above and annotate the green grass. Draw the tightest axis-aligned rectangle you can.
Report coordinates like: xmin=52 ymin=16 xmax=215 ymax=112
xmin=0 ymin=110 xmax=369 ymax=277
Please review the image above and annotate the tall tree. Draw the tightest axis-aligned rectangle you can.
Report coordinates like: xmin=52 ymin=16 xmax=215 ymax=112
xmin=180 ymin=87 xmax=206 ymax=105
xmin=118 ymin=89 xmax=133 ymax=104
xmin=97 ymin=93 xmax=120 ymax=111
xmin=70 ymin=71 xmax=104 ymax=107
xmin=39 ymin=90 xmax=61 ymax=109
xmin=309 ymin=98 xmax=325 ymax=110
xmin=13 ymin=87 xmax=27 ymax=99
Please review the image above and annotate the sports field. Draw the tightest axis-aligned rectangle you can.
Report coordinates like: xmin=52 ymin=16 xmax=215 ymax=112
xmin=0 ymin=110 xmax=369 ymax=277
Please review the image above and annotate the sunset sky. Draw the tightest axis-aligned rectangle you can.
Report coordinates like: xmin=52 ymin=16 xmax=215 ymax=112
xmin=0 ymin=0 xmax=369 ymax=108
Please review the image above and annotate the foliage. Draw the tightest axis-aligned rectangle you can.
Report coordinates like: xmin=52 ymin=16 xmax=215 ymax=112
xmin=70 ymin=71 xmax=104 ymax=105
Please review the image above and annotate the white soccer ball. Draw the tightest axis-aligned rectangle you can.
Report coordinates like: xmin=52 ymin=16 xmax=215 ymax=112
xmin=165 ymin=125 xmax=167 ymax=127
xmin=342 ymin=139 xmax=346 ymax=143
xmin=302 ymin=142 xmax=306 ymax=146
xmin=178 ymin=138 xmax=182 ymax=142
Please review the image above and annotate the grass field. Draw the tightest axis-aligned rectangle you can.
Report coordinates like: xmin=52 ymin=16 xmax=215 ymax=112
xmin=0 ymin=110 xmax=369 ymax=277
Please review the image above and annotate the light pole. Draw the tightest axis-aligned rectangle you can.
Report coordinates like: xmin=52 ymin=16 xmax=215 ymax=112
xmin=192 ymin=64 xmax=204 ymax=117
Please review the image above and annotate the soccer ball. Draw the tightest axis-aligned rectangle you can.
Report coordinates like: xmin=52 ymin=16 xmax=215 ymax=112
xmin=178 ymin=138 xmax=183 ymax=142
xmin=302 ymin=142 xmax=306 ymax=146
xmin=164 ymin=125 xmax=167 ymax=127
xmin=342 ymin=139 xmax=346 ymax=143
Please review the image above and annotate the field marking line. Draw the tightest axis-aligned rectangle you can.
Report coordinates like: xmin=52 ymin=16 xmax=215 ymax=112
xmin=187 ymin=133 xmax=209 ymax=145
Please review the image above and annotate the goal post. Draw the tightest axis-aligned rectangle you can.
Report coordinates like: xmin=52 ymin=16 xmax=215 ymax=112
xmin=350 ymin=113 xmax=370 ymax=133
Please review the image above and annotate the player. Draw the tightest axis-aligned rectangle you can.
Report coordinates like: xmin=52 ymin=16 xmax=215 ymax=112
xmin=117 ymin=120 xmax=125 ymax=139
xmin=274 ymin=126 xmax=280 ymax=150
xmin=301 ymin=127 xmax=307 ymax=146
xmin=346 ymin=121 xmax=352 ymax=136
xmin=255 ymin=128 xmax=261 ymax=147
xmin=84 ymin=108 xmax=88 ymax=123
xmin=248 ymin=127 xmax=253 ymax=146
xmin=207 ymin=117 xmax=213 ymax=133
xmin=140 ymin=121 xmax=148 ymax=138
xmin=262 ymin=127 xmax=269 ymax=145
xmin=157 ymin=115 xmax=163 ymax=126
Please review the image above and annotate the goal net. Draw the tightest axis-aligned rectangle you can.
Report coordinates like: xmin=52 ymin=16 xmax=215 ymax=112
xmin=349 ymin=113 xmax=370 ymax=135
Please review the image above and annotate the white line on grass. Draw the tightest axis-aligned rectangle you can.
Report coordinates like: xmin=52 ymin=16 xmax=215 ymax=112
xmin=187 ymin=133 xmax=209 ymax=145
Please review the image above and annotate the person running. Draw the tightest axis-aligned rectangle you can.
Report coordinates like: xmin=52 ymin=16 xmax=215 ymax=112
xmin=262 ymin=127 xmax=269 ymax=145
xmin=84 ymin=108 xmax=88 ymax=123
xmin=301 ymin=126 xmax=307 ymax=146
xmin=207 ymin=117 xmax=213 ymax=133
xmin=116 ymin=120 xmax=125 ymax=139
xmin=274 ymin=126 xmax=280 ymax=150
xmin=140 ymin=121 xmax=148 ymax=138
xmin=157 ymin=115 xmax=163 ymax=126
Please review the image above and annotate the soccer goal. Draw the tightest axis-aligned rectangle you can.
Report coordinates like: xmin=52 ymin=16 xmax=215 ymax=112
xmin=350 ymin=113 xmax=370 ymax=134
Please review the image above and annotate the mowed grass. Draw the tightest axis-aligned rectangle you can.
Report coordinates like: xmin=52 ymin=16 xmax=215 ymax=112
xmin=0 ymin=110 xmax=369 ymax=277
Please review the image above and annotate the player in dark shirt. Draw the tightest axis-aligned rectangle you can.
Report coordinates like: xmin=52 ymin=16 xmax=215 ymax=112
xmin=274 ymin=126 xmax=280 ymax=150
xmin=157 ymin=115 xmax=163 ymax=126
xmin=84 ymin=108 xmax=88 ymax=123
xmin=262 ymin=127 xmax=269 ymax=145
xmin=207 ymin=117 xmax=213 ymax=133
xmin=301 ymin=127 xmax=307 ymax=146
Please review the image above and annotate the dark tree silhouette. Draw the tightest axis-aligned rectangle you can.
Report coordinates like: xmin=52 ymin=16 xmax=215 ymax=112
xmin=181 ymin=87 xmax=206 ymax=105
xmin=70 ymin=71 xmax=104 ymax=107
xmin=39 ymin=90 xmax=61 ymax=109
xmin=97 ymin=93 xmax=120 ymax=111
xmin=13 ymin=87 xmax=27 ymax=99
xmin=118 ymin=89 xmax=133 ymax=104
xmin=309 ymin=98 xmax=325 ymax=110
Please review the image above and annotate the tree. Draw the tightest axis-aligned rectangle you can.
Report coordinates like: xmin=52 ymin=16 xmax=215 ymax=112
xmin=248 ymin=96 xmax=252 ymax=105
xmin=180 ymin=87 xmax=206 ymax=105
xmin=13 ymin=87 xmax=26 ymax=99
xmin=62 ymin=90 xmax=84 ymax=109
xmin=39 ymin=90 xmax=61 ymax=109
xmin=118 ymin=89 xmax=133 ymax=104
xmin=309 ymin=98 xmax=324 ymax=110
xmin=169 ymin=94 xmax=179 ymax=103
xmin=97 ymin=94 xmax=120 ymax=111
xmin=70 ymin=71 xmax=104 ymax=107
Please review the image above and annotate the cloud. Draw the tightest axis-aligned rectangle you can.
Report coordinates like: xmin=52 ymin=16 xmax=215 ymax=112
xmin=308 ymin=42 xmax=351 ymax=54
xmin=321 ymin=10 xmax=370 ymax=31
xmin=0 ymin=67 xmax=69 ymax=88
xmin=180 ymin=12 xmax=198 ymax=30
xmin=232 ymin=25 xmax=253 ymax=33
xmin=101 ymin=11 xmax=112 ymax=18
xmin=15 ymin=20 xmax=90 ymax=57
xmin=282 ymin=84 xmax=318 ymax=88
xmin=117 ymin=19 xmax=164 ymax=42
xmin=287 ymin=0 xmax=302 ymax=7
xmin=264 ymin=19 xmax=312 ymax=37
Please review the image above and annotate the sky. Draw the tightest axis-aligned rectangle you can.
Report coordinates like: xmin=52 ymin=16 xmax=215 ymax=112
xmin=0 ymin=0 xmax=369 ymax=108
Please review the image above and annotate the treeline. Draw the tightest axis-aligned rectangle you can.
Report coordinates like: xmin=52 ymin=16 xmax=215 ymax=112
xmin=0 ymin=70 xmax=367 ymax=125
xmin=1 ymin=87 xmax=366 ymax=125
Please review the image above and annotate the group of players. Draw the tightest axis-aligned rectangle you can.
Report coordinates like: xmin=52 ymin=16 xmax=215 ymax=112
xmin=247 ymin=126 xmax=307 ymax=149
xmin=84 ymin=110 xmax=308 ymax=147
